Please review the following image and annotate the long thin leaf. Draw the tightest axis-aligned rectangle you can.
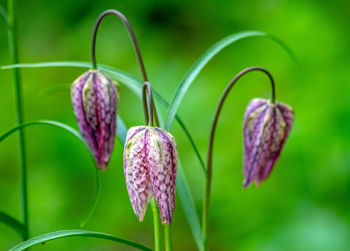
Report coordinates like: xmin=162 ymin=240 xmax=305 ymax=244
xmin=0 ymin=211 xmax=26 ymax=238
xmin=165 ymin=30 xmax=296 ymax=130
xmin=0 ymin=120 xmax=90 ymax=153
xmin=81 ymin=114 xmax=126 ymax=227
xmin=0 ymin=120 xmax=101 ymax=227
xmin=1 ymin=61 xmax=204 ymax=250
xmin=1 ymin=61 xmax=206 ymax=172
xmin=177 ymin=162 xmax=203 ymax=251
xmin=9 ymin=229 xmax=152 ymax=251
xmin=116 ymin=116 xmax=128 ymax=144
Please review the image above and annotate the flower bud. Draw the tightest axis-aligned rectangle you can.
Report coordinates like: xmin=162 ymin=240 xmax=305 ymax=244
xmin=243 ymin=98 xmax=294 ymax=188
xmin=71 ymin=70 xmax=119 ymax=170
xmin=123 ymin=126 xmax=178 ymax=224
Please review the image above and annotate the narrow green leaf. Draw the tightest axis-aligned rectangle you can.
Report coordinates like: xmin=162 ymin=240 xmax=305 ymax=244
xmin=0 ymin=120 xmax=102 ymax=227
xmin=165 ymin=31 xmax=296 ymax=130
xmin=116 ymin=116 xmax=128 ymax=144
xmin=0 ymin=211 xmax=26 ymax=238
xmin=0 ymin=120 xmax=91 ymax=155
xmin=9 ymin=229 xmax=152 ymax=251
xmin=0 ymin=61 xmax=205 ymax=172
xmin=177 ymin=163 xmax=203 ymax=251
xmin=81 ymin=114 xmax=126 ymax=227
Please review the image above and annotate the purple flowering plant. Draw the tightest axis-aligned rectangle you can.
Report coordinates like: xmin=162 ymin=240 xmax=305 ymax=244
xmin=0 ymin=4 xmax=295 ymax=251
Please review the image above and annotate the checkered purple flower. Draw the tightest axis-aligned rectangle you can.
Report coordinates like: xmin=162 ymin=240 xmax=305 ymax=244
xmin=243 ymin=98 xmax=294 ymax=188
xmin=71 ymin=70 xmax=119 ymax=170
xmin=123 ymin=126 xmax=178 ymax=225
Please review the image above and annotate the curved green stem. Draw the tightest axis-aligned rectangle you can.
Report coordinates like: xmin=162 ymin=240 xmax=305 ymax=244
xmin=164 ymin=224 xmax=173 ymax=251
xmin=7 ymin=0 xmax=28 ymax=240
xmin=0 ymin=211 xmax=26 ymax=238
xmin=142 ymin=81 xmax=161 ymax=127
xmin=151 ymin=198 xmax=161 ymax=251
xmin=91 ymin=9 xmax=148 ymax=82
xmin=9 ymin=229 xmax=152 ymax=251
xmin=202 ymin=67 xmax=275 ymax=250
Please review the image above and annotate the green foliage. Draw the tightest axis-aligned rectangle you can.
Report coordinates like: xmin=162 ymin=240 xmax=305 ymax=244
xmin=9 ymin=230 xmax=152 ymax=251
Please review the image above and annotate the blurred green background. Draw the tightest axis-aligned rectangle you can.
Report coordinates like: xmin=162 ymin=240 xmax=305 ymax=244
xmin=1 ymin=0 xmax=350 ymax=250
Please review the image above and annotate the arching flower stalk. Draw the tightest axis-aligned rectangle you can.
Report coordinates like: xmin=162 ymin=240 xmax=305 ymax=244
xmin=82 ymin=9 xmax=175 ymax=249
xmin=123 ymin=82 xmax=178 ymax=225
xmin=71 ymin=9 xmax=149 ymax=170
xmin=202 ymin=66 xmax=294 ymax=250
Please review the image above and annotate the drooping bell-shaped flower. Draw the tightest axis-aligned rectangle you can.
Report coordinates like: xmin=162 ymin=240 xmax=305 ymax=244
xmin=123 ymin=126 xmax=178 ymax=224
xmin=243 ymin=98 xmax=294 ymax=188
xmin=71 ymin=69 xmax=119 ymax=170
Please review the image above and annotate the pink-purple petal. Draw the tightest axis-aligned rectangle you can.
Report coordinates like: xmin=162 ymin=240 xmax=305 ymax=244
xmin=71 ymin=70 xmax=119 ymax=170
xmin=123 ymin=127 xmax=153 ymax=221
xmin=243 ymin=99 xmax=294 ymax=188
xmin=147 ymin=128 xmax=178 ymax=224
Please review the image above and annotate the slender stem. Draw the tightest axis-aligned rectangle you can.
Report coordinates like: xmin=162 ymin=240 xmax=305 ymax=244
xmin=151 ymin=198 xmax=161 ymax=251
xmin=202 ymin=66 xmax=275 ymax=250
xmin=91 ymin=9 xmax=148 ymax=82
xmin=151 ymin=99 xmax=160 ymax=127
xmin=90 ymin=9 xmax=163 ymax=249
xmin=142 ymin=81 xmax=160 ymax=127
xmin=142 ymin=82 xmax=154 ymax=126
xmin=7 ymin=0 xmax=29 ymax=240
xmin=164 ymin=224 xmax=173 ymax=251
xmin=90 ymin=10 xmax=166 ymax=249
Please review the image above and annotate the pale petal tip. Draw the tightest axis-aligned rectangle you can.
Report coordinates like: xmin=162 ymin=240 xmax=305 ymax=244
xmin=243 ymin=179 xmax=251 ymax=189
xmin=97 ymin=161 xmax=108 ymax=171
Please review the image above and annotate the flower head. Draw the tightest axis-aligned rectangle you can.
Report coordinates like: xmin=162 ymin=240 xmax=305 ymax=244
xmin=123 ymin=126 xmax=178 ymax=224
xmin=71 ymin=69 xmax=119 ymax=170
xmin=243 ymin=98 xmax=294 ymax=188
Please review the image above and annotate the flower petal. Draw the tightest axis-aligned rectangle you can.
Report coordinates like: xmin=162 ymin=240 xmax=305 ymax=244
xmin=243 ymin=98 xmax=294 ymax=188
xmin=255 ymin=103 xmax=295 ymax=182
xmin=71 ymin=71 xmax=98 ymax=153
xmin=71 ymin=70 xmax=119 ymax=170
xmin=123 ymin=127 xmax=153 ymax=221
xmin=243 ymin=100 xmax=268 ymax=187
xmin=147 ymin=128 xmax=178 ymax=224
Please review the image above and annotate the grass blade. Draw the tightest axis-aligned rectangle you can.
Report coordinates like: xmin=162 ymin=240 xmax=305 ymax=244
xmin=0 ymin=120 xmax=93 ymax=156
xmin=165 ymin=30 xmax=296 ymax=130
xmin=0 ymin=120 xmax=102 ymax=227
xmin=0 ymin=211 xmax=26 ymax=238
xmin=1 ymin=61 xmax=205 ymax=172
xmin=116 ymin=116 xmax=128 ymax=144
xmin=9 ymin=229 xmax=152 ymax=251
xmin=177 ymin=162 xmax=203 ymax=251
